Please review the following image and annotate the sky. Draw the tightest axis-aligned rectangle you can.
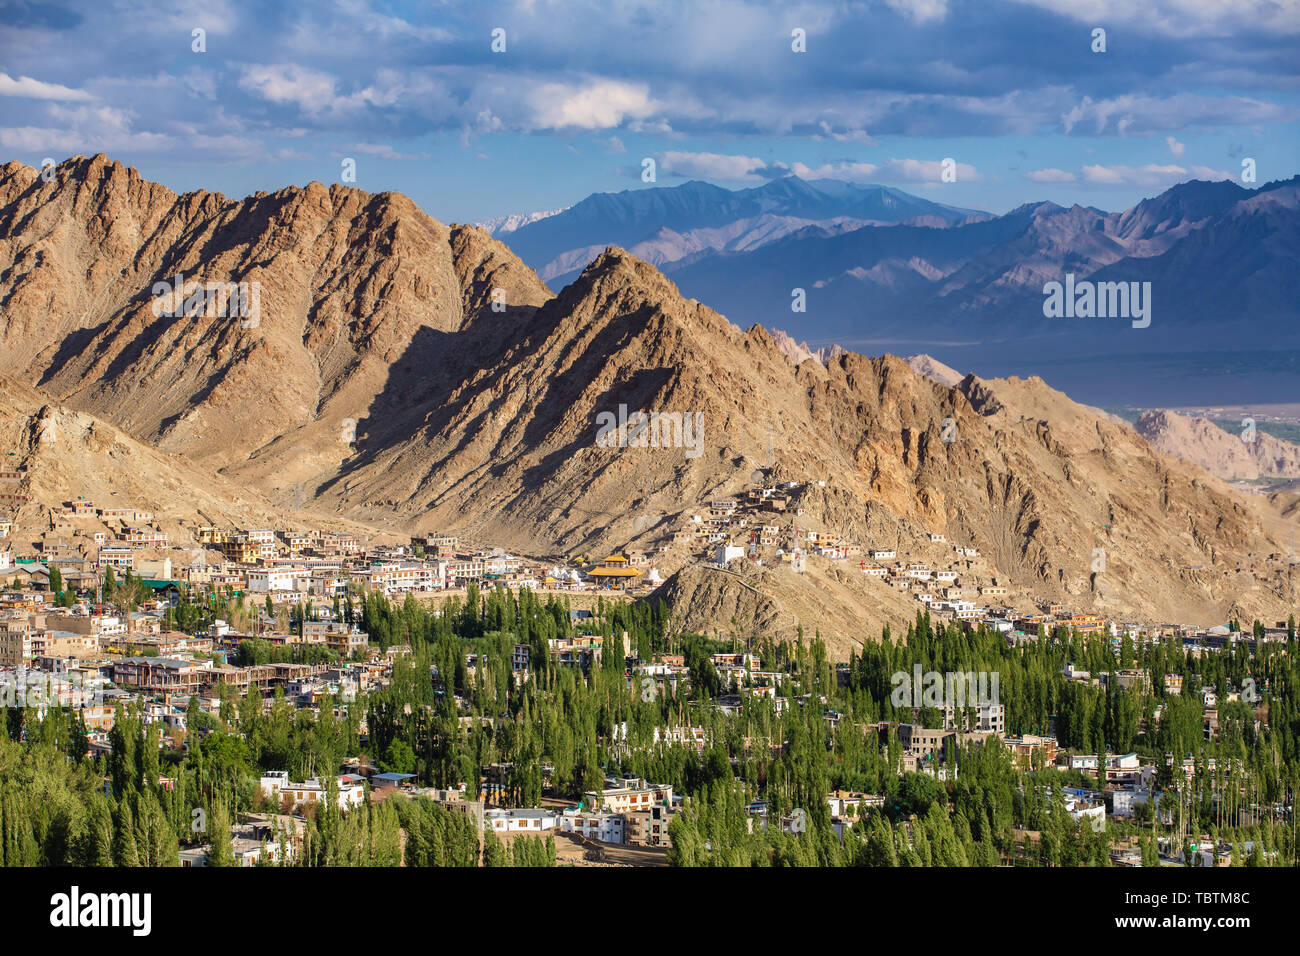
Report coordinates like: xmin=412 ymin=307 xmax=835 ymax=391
xmin=0 ymin=0 xmax=1297 ymax=223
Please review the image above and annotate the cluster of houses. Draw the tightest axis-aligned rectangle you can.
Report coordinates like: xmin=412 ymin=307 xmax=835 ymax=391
xmin=481 ymin=775 xmax=677 ymax=847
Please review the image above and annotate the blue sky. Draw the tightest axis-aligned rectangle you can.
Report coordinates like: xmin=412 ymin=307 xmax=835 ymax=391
xmin=1 ymin=0 xmax=1297 ymax=222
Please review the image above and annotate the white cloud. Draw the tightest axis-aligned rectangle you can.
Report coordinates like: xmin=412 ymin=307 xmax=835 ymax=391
xmin=529 ymin=80 xmax=658 ymax=130
xmin=1025 ymin=167 xmax=1078 ymax=183
xmin=1014 ymin=0 xmax=1300 ymax=37
xmin=239 ymin=65 xmax=338 ymax=115
xmin=1166 ymin=135 xmax=1185 ymax=156
xmin=0 ymin=73 xmax=94 ymax=102
xmin=880 ymin=157 xmax=980 ymax=182
xmin=1062 ymin=93 xmax=1291 ymax=136
xmin=149 ymin=0 xmax=239 ymax=35
xmin=791 ymin=157 xmax=980 ymax=184
xmin=1081 ymin=162 xmax=1231 ymax=187
xmin=348 ymin=143 xmax=429 ymax=161
xmin=658 ymin=150 xmax=772 ymax=182
xmin=792 ymin=161 xmax=880 ymax=182
xmin=815 ymin=121 xmax=878 ymax=145
xmin=0 ymin=105 xmax=171 ymax=153
xmin=884 ymin=0 xmax=951 ymax=23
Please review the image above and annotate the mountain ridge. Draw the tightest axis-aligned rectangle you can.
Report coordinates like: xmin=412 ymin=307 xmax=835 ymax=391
xmin=2 ymin=156 xmax=1296 ymax=651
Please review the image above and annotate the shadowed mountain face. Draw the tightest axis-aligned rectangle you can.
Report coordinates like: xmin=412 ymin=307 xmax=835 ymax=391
xmin=1 ymin=157 xmax=1296 ymax=634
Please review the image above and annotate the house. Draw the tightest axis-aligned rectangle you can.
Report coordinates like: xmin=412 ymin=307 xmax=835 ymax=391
xmin=248 ymin=567 xmax=309 ymax=592
xmin=97 ymin=547 xmax=134 ymax=571
xmin=484 ymin=807 xmax=558 ymax=833
xmin=715 ymin=542 xmax=745 ymax=566
xmin=369 ymin=772 xmax=417 ymax=794
xmin=1004 ymin=734 xmax=1059 ymax=768
xmin=1110 ymin=787 xmax=1151 ymax=818
xmin=302 ymin=620 xmax=369 ymax=657
xmin=561 ymin=808 xmax=625 ymax=843
xmin=626 ymin=803 xmax=673 ymax=847
xmin=258 ymin=771 xmax=366 ymax=812
xmin=110 ymin=656 xmax=207 ymax=692
xmin=586 ymin=777 xmax=673 ymax=815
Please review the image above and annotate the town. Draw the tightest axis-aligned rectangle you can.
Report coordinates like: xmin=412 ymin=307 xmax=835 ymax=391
xmin=1 ymin=475 xmax=1296 ymax=869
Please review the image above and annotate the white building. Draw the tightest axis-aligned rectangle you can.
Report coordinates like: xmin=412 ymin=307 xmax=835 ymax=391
xmin=247 ymin=567 xmax=309 ymax=592
xmin=561 ymin=808 xmax=625 ymax=843
xmin=716 ymin=543 xmax=745 ymax=566
xmin=258 ymin=771 xmax=365 ymax=811
xmin=98 ymin=547 xmax=134 ymax=570
xmin=485 ymin=807 xmax=558 ymax=833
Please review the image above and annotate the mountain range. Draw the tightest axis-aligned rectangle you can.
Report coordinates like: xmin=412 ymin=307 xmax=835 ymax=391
xmin=1 ymin=155 xmax=1296 ymax=652
xmin=480 ymin=177 xmax=984 ymax=287
xmin=483 ymin=174 xmax=1300 ymax=404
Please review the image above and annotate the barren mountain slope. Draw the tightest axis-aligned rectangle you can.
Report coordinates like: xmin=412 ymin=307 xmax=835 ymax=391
xmin=1135 ymin=409 xmax=1300 ymax=481
xmin=906 ymin=353 xmax=964 ymax=387
xmin=0 ymin=155 xmax=550 ymax=491
xmin=0 ymin=377 xmax=376 ymax=551
xmin=653 ymin=561 xmax=932 ymax=658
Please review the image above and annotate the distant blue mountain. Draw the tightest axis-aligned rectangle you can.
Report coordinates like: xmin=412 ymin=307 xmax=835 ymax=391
xmin=488 ymin=176 xmax=984 ymax=285
xmin=485 ymin=174 xmax=1299 ymax=403
xmin=658 ymin=176 xmax=1300 ymax=364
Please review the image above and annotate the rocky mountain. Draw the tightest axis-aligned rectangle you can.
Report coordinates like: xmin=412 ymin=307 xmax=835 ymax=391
xmin=906 ymin=354 xmax=965 ymax=388
xmin=306 ymin=244 xmax=1293 ymax=633
xmin=0 ymin=376 xmax=370 ymax=553
xmin=0 ymin=154 xmax=551 ymax=499
xmin=1135 ymin=409 xmax=1300 ymax=481
xmin=1 ymin=156 xmax=1295 ymax=650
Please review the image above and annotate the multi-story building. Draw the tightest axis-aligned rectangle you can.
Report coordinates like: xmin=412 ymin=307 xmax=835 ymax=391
xmin=484 ymin=808 xmax=558 ymax=833
xmin=219 ymin=537 xmax=260 ymax=564
xmin=110 ymin=656 xmax=207 ymax=692
xmin=248 ymin=567 xmax=309 ymax=592
xmin=97 ymin=547 xmax=134 ymax=571
xmin=561 ymin=809 xmax=625 ymax=843
xmin=0 ymin=619 xmax=36 ymax=667
xmin=302 ymin=621 xmax=369 ymax=658
xmin=258 ymin=771 xmax=366 ymax=811
xmin=626 ymin=804 xmax=673 ymax=847
xmin=586 ymin=777 xmax=673 ymax=815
